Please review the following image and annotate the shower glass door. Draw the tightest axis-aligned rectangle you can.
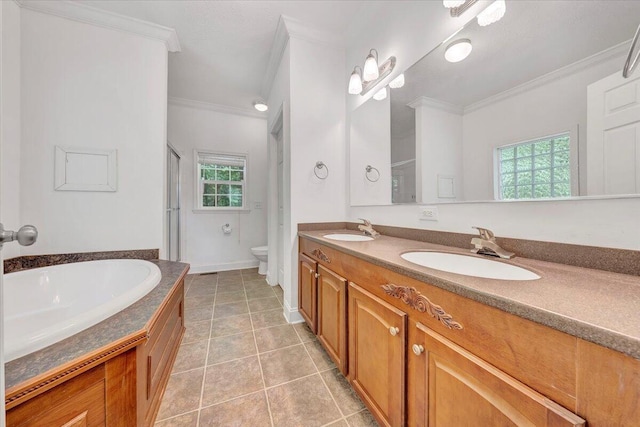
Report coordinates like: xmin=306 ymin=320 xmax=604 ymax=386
xmin=167 ymin=145 xmax=181 ymax=261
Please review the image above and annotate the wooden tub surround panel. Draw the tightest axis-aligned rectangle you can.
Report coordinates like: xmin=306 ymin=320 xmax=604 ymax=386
xmin=299 ymin=233 xmax=640 ymax=426
xmin=5 ymin=261 xmax=188 ymax=427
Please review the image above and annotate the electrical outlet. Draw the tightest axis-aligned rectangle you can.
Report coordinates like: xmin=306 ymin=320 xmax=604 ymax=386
xmin=419 ymin=206 xmax=439 ymax=221
xmin=254 ymin=201 xmax=262 ymax=210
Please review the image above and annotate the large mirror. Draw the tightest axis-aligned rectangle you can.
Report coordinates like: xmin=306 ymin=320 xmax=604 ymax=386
xmin=350 ymin=0 xmax=640 ymax=205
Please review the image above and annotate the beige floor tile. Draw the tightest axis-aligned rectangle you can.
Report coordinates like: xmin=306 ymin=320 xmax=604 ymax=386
xmin=202 ymin=356 xmax=263 ymax=406
xmin=185 ymin=305 xmax=213 ymax=324
xmin=186 ymin=283 xmax=217 ymax=297
xmin=184 ymin=294 xmax=215 ymax=309
xmin=273 ymin=285 xmax=284 ymax=298
xmin=172 ymin=339 xmax=209 ymax=373
xmin=208 ymin=332 xmax=256 ymax=364
xmin=218 ymin=276 xmax=244 ymax=285
xmin=191 ymin=274 xmax=218 ymax=286
xmin=182 ymin=319 xmax=211 ymax=344
xmin=154 ymin=410 xmax=199 ymax=426
xmin=241 ymin=267 xmax=259 ymax=273
xmin=248 ymin=297 xmax=282 ymax=313
xmin=218 ymin=270 xmax=242 ymax=277
xmin=321 ymin=368 xmax=365 ymax=416
xmin=243 ymin=279 xmax=270 ymax=291
xmin=213 ymin=300 xmax=249 ymax=319
xmin=293 ymin=322 xmax=316 ymax=342
xmin=254 ymin=324 xmax=301 ymax=352
xmin=214 ymin=290 xmax=247 ymax=304
xmin=210 ymin=313 xmax=253 ymax=338
xmin=245 ymin=287 xmax=277 ymax=300
xmin=346 ymin=409 xmax=380 ymax=427
xmin=251 ymin=308 xmax=287 ymax=330
xmin=199 ymin=391 xmax=271 ymax=427
xmin=215 ymin=282 xmax=245 ymax=294
xmin=260 ymin=344 xmax=317 ymax=387
xmin=242 ymin=273 xmax=265 ymax=282
xmin=267 ymin=374 xmax=341 ymax=427
xmin=326 ymin=420 xmax=349 ymax=427
xmin=305 ymin=340 xmax=336 ymax=371
xmin=156 ymin=368 xmax=204 ymax=420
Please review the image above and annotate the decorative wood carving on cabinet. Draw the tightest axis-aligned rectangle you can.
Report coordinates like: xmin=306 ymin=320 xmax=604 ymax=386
xmin=411 ymin=321 xmax=585 ymax=426
xmin=298 ymin=253 xmax=318 ymax=333
xmin=311 ymin=248 xmax=331 ymax=263
xmin=317 ymin=264 xmax=348 ymax=375
xmin=381 ymin=284 xmax=463 ymax=330
xmin=348 ymin=282 xmax=406 ymax=427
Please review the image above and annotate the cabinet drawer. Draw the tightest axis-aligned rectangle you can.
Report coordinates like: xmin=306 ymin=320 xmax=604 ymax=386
xmin=300 ymin=239 xmax=349 ymax=279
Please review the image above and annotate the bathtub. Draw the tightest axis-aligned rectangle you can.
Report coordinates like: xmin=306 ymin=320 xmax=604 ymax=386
xmin=3 ymin=259 xmax=162 ymax=362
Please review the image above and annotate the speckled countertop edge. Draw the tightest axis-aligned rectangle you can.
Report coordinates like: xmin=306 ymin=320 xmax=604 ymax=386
xmin=299 ymin=230 xmax=640 ymax=360
xmin=5 ymin=260 xmax=190 ymax=391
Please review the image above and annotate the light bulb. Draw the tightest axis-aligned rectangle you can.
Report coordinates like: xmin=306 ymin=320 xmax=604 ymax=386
xmin=443 ymin=0 xmax=465 ymax=8
xmin=477 ymin=0 xmax=506 ymax=27
xmin=389 ymin=74 xmax=405 ymax=89
xmin=348 ymin=67 xmax=363 ymax=94
xmin=363 ymin=49 xmax=379 ymax=81
xmin=444 ymin=39 xmax=472 ymax=63
xmin=373 ymin=87 xmax=387 ymax=101
xmin=253 ymin=101 xmax=268 ymax=112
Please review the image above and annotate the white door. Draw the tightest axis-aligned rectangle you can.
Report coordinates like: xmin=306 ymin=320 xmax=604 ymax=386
xmin=276 ymin=129 xmax=284 ymax=286
xmin=587 ymin=71 xmax=640 ymax=195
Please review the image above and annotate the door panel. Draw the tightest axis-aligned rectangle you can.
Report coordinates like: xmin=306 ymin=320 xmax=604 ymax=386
xmin=317 ymin=265 xmax=347 ymax=375
xmin=298 ymin=253 xmax=318 ymax=333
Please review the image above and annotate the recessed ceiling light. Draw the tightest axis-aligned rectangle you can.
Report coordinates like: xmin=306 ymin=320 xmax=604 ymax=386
xmin=477 ymin=0 xmax=506 ymax=27
xmin=253 ymin=100 xmax=268 ymax=112
xmin=444 ymin=39 xmax=473 ymax=63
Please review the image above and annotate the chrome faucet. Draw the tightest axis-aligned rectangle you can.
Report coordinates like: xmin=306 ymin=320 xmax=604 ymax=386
xmin=470 ymin=226 xmax=514 ymax=259
xmin=357 ymin=218 xmax=380 ymax=238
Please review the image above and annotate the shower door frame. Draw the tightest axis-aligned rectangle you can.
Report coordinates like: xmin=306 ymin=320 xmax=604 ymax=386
xmin=167 ymin=144 xmax=181 ymax=261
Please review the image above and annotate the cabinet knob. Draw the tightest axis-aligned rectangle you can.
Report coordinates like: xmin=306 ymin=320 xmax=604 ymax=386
xmin=315 ymin=273 xmax=319 ymax=279
xmin=412 ymin=344 xmax=425 ymax=356
xmin=389 ymin=326 xmax=400 ymax=336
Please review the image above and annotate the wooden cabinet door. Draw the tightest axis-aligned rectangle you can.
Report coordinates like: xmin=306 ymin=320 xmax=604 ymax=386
xmin=317 ymin=265 xmax=348 ymax=375
xmin=410 ymin=321 xmax=585 ymax=427
xmin=348 ymin=282 xmax=406 ymax=427
xmin=298 ymin=253 xmax=318 ymax=333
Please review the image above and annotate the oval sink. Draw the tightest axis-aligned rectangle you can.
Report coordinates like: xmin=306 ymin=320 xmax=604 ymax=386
xmin=401 ymin=251 xmax=540 ymax=281
xmin=323 ymin=233 xmax=374 ymax=242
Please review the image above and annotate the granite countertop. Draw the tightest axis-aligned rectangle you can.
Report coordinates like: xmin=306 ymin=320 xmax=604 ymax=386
xmin=300 ymin=230 xmax=640 ymax=360
xmin=5 ymin=260 xmax=190 ymax=391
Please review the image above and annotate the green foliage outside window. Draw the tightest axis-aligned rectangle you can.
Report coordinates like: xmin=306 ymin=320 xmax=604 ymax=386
xmin=198 ymin=156 xmax=245 ymax=208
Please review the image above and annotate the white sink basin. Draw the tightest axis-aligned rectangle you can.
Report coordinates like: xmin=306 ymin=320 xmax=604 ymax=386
xmin=401 ymin=251 xmax=540 ymax=281
xmin=323 ymin=233 xmax=374 ymax=242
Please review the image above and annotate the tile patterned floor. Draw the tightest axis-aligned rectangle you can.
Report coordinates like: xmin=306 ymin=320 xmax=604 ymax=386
xmin=155 ymin=268 xmax=379 ymax=427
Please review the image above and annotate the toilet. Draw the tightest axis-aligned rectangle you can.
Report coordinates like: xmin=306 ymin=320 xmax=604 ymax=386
xmin=250 ymin=246 xmax=268 ymax=275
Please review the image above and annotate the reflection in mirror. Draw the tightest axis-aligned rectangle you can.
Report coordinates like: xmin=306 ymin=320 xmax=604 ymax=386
xmin=351 ymin=0 xmax=640 ymax=206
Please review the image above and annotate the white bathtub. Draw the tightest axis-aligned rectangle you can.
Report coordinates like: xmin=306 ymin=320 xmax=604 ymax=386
xmin=3 ymin=259 xmax=162 ymax=362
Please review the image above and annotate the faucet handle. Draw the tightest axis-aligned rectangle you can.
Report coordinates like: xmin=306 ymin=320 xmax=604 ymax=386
xmin=472 ymin=226 xmax=494 ymax=240
xmin=358 ymin=218 xmax=372 ymax=227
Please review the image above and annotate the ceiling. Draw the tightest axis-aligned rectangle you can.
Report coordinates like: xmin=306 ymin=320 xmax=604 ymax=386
xmin=76 ymin=0 xmax=365 ymax=111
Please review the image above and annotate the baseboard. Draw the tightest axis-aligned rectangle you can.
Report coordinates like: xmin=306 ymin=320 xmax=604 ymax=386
xmin=189 ymin=259 xmax=259 ymax=274
xmin=284 ymin=300 xmax=304 ymax=323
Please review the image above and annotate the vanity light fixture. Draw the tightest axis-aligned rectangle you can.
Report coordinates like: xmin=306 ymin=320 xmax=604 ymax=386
xmin=348 ymin=66 xmax=363 ymax=94
xmin=443 ymin=0 xmax=465 ymax=8
xmin=477 ymin=0 xmax=506 ymax=27
xmin=363 ymin=49 xmax=380 ymax=81
xmin=373 ymin=87 xmax=388 ymax=101
xmin=445 ymin=39 xmax=473 ymax=63
xmin=388 ymin=73 xmax=405 ymax=89
xmin=253 ymin=100 xmax=268 ymax=112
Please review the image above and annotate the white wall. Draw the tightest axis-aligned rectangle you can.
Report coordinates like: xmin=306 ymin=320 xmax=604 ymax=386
xmin=462 ymin=52 xmax=624 ymax=200
xmin=350 ymin=96 xmax=391 ymax=206
xmin=167 ymin=102 xmax=268 ymax=273
xmin=1 ymin=0 xmax=21 ymax=260
xmin=19 ymin=9 xmax=168 ymax=255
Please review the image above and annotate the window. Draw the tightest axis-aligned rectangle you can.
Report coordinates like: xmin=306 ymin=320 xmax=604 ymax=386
xmin=497 ymin=133 xmax=571 ymax=200
xmin=195 ymin=151 xmax=246 ymax=210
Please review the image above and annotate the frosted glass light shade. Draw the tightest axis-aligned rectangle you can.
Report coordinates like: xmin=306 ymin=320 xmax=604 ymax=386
xmin=348 ymin=68 xmax=363 ymax=94
xmin=443 ymin=0 xmax=465 ymax=8
xmin=445 ymin=39 xmax=472 ymax=63
xmin=477 ymin=0 xmax=506 ymax=27
xmin=363 ymin=50 xmax=380 ymax=81
xmin=373 ymin=87 xmax=387 ymax=101
xmin=389 ymin=73 xmax=405 ymax=89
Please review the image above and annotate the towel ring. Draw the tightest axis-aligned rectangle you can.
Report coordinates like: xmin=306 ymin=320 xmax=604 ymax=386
xmin=623 ymin=23 xmax=640 ymax=78
xmin=314 ymin=161 xmax=329 ymax=179
xmin=365 ymin=165 xmax=380 ymax=182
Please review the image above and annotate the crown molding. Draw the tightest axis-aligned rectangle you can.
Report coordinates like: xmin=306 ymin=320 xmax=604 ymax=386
xmin=260 ymin=14 xmax=343 ymax=100
xmin=464 ymin=40 xmax=630 ymax=114
xmin=408 ymin=96 xmax=464 ymax=115
xmin=168 ymin=97 xmax=267 ymax=119
xmin=16 ymin=0 xmax=181 ymax=52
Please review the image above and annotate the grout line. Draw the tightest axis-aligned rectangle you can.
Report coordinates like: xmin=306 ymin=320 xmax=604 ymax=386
xmin=195 ymin=275 xmax=219 ymax=426
xmin=155 ymin=408 xmax=199 ymax=424
xmin=263 ymin=371 xmax=320 ymax=391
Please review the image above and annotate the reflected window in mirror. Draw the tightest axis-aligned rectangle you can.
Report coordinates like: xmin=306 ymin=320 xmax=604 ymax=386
xmin=496 ymin=133 xmax=571 ymax=200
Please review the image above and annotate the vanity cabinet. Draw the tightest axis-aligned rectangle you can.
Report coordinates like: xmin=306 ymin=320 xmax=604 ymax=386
xmin=317 ymin=265 xmax=348 ymax=375
xmin=348 ymin=282 xmax=406 ymax=427
xmin=298 ymin=253 xmax=318 ymax=333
